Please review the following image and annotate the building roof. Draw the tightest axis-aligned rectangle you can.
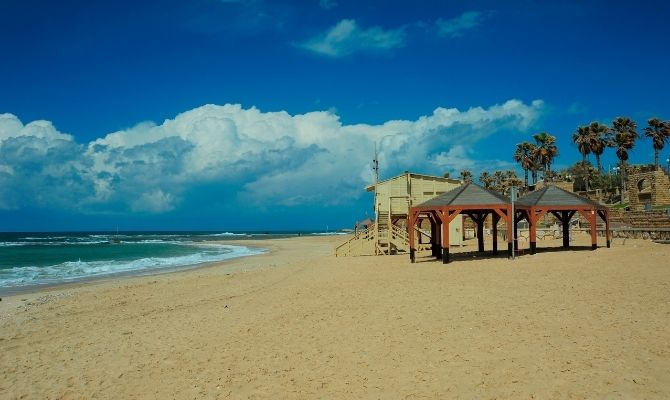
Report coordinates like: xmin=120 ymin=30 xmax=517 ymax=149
xmin=515 ymin=185 xmax=605 ymax=208
xmin=415 ymin=182 xmax=510 ymax=207
xmin=365 ymin=172 xmax=461 ymax=192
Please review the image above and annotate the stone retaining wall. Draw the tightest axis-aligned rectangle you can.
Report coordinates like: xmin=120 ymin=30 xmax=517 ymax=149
xmin=608 ymin=209 xmax=670 ymax=229
xmin=608 ymin=228 xmax=670 ymax=240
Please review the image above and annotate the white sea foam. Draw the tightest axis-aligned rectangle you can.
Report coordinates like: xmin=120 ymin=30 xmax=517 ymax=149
xmin=0 ymin=240 xmax=111 ymax=247
xmin=0 ymin=242 xmax=28 ymax=247
xmin=20 ymin=236 xmax=68 ymax=240
xmin=0 ymin=244 xmax=265 ymax=289
xmin=132 ymin=239 xmax=184 ymax=244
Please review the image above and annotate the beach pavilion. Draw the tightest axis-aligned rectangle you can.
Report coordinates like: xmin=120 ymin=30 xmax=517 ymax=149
xmin=514 ymin=185 xmax=611 ymax=254
xmin=408 ymin=183 xmax=515 ymax=263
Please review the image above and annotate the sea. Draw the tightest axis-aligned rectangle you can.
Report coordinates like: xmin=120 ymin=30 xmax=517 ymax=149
xmin=0 ymin=231 xmax=343 ymax=294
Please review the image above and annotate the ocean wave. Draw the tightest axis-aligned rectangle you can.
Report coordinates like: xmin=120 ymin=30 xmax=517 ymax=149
xmin=0 ymin=241 xmax=68 ymax=247
xmin=0 ymin=245 xmax=265 ymax=288
xmin=19 ymin=236 xmax=69 ymax=240
xmin=192 ymin=243 xmax=246 ymax=250
xmin=0 ymin=240 xmax=113 ymax=247
xmin=129 ymin=239 xmax=185 ymax=244
xmin=210 ymin=232 xmax=250 ymax=237
xmin=0 ymin=242 xmax=29 ymax=247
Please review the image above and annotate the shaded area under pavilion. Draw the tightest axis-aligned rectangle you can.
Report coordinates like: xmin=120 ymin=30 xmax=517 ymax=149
xmin=514 ymin=185 xmax=611 ymax=254
xmin=408 ymin=183 xmax=515 ymax=263
xmin=408 ymin=183 xmax=611 ymax=264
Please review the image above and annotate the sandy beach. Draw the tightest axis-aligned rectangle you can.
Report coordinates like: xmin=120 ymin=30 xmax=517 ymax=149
xmin=1 ymin=234 xmax=669 ymax=399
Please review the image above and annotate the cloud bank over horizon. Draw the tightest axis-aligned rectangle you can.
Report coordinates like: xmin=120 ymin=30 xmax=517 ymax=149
xmin=0 ymin=99 xmax=543 ymax=215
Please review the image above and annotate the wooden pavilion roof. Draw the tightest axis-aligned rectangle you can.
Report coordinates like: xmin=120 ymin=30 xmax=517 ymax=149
xmin=408 ymin=183 xmax=611 ymax=263
xmin=515 ymin=185 xmax=606 ymax=209
xmin=414 ymin=182 xmax=510 ymax=208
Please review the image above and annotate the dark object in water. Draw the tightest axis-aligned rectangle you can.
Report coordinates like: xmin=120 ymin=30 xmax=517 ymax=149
xmin=653 ymin=240 xmax=670 ymax=245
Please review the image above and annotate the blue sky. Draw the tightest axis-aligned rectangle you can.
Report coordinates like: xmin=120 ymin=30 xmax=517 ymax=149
xmin=1 ymin=0 xmax=669 ymax=231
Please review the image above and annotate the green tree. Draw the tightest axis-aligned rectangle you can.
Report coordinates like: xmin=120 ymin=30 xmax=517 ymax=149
xmin=571 ymin=161 xmax=597 ymax=191
xmin=533 ymin=132 xmax=558 ymax=180
xmin=572 ymin=125 xmax=593 ymax=190
xmin=513 ymin=142 xmax=537 ymax=188
xmin=572 ymin=125 xmax=591 ymax=164
xmin=504 ymin=170 xmax=523 ymax=194
xmin=644 ymin=118 xmax=670 ymax=169
xmin=479 ymin=171 xmax=493 ymax=189
xmin=611 ymin=116 xmax=639 ymax=202
xmin=611 ymin=117 xmax=639 ymax=166
xmin=459 ymin=169 xmax=473 ymax=183
xmin=493 ymin=170 xmax=507 ymax=193
xmin=588 ymin=121 xmax=611 ymax=173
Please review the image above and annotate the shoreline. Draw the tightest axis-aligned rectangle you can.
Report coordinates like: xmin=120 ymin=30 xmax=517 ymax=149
xmin=0 ymin=238 xmax=291 ymax=317
xmin=0 ymin=240 xmax=272 ymax=299
xmin=0 ymin=232 xmax=350 ymax=298
xmin=0 ymin=235 xmax=343 ymax=321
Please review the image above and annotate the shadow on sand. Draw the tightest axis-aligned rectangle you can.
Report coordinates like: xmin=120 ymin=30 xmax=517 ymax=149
xmin=412 ymin=245 xmax=598 ymax=264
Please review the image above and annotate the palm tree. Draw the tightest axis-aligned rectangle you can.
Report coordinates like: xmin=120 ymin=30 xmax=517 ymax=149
xmin=459 ymin=169 xmax=473 ymax=183
xmin=588 ymin=122 xmax=611 ymax=173
xmin=611 ymin=117 xmax=639 ymax=165
xmin=492 ymin=170 xmax=507 ymax=193
xmin=572 ymin=125 xmax=591 ymax=164
xmin=533 ymin=132 xmax=558 ymax=180
xmin=572 ymin=161 xmax=597 ymax=192
xmin=513 ymin=142 xmax=537 ymax=188
xmin=572 ymin=125 xmax=592 ymax=190
xmin=611 ymin=116 xmax=639 ymax=203
xmin=644 ymin=118 xmax=670 ymax=169
xmin=479 ymin=171 xmax=493 ymax=189
xmin=504 ymin=170 xmax=523 ymax=194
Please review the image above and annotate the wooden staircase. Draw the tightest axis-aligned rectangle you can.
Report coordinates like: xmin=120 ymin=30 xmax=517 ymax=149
xmin=335 ymin=213 xmax=416 ymax=257
xmin=334 ymin=223 xmax=379 ymax=257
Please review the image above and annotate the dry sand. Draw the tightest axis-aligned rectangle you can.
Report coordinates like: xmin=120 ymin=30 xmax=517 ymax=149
xmin=1 ymin=234 xmax=669 ymax=399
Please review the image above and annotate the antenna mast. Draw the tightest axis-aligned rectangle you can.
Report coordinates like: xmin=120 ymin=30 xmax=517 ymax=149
xmin=373 ymin=142 xmax=379 ymax=222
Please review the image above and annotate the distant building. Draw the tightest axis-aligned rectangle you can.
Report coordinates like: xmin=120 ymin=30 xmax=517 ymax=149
xmin=336 ymin=172 xmax=463 ymax=256
xmin=627 ymin=168 xmax=670 ymax=210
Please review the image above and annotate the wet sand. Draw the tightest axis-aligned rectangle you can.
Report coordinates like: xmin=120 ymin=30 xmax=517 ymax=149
xmin=1 ymin=234 xmax=669 ymax=399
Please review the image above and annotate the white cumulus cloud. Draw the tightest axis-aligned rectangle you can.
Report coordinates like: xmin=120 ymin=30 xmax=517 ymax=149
xmin=0 ymin=113 xmax=90 ymax=211
xmin=297 ymin=19 xmax=406 ymax=57
xmin=0 ymin=99 xmax=543 ymax=214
